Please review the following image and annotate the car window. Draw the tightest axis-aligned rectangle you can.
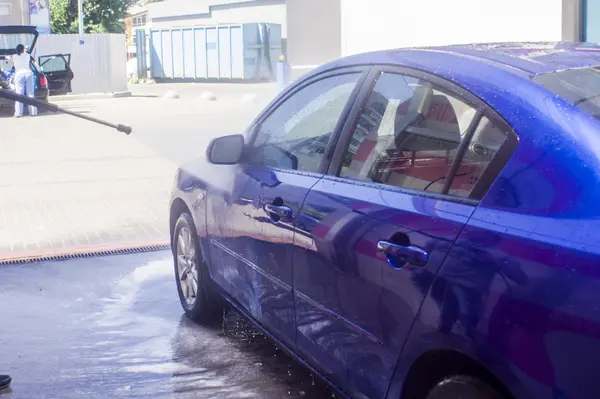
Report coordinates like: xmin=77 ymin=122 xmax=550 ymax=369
xmin=248 ymin=73 xmax=361 ymax=173
xmin=39 ymin=55 xmax=69 ymax=72
xmin=339 ymin=72 xmax=507 ymax=198
xmin=446 ymin=115 xmax=507 ymax=197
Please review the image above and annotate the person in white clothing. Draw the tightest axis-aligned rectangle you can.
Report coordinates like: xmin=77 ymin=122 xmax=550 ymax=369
xmin=12 ymin=44 xmax=37 ymax=118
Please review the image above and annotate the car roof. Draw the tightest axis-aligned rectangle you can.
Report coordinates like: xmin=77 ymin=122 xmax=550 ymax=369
xmin=434 ymin=42 xmax=600 ymax=74
xmin=318 ymin=42 xmax=600 ymax=78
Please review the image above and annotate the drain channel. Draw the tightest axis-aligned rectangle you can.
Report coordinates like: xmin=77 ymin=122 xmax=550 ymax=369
xmin=0 ymin=243 xmax=171 ymax=265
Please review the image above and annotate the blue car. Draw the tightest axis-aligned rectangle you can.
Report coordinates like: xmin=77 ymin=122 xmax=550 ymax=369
xmin=170 ymin=42 xmax=600 ymax=399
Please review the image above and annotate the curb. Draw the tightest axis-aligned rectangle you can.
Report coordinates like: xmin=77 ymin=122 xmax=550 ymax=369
xmin=50 ymin=91 xmax=132 ymax=102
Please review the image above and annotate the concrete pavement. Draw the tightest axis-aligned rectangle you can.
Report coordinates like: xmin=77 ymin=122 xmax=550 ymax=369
xmin=127 ymin=81 xmax=278 ymax=102
xmin=0 ymin=85 xmax=273 ymax=259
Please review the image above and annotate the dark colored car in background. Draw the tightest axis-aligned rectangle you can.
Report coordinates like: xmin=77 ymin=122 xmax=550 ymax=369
xmin=0 ymin=25 xmax=73 ymax=110
xmin=169 ymin=42 xmax=600 ymax=399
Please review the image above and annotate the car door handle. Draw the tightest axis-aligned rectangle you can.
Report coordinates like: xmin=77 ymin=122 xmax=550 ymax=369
xmin=377 ymin=240 xmax=428 ymax=268
xmin=264 ymin=203 xmax=293 ymax=222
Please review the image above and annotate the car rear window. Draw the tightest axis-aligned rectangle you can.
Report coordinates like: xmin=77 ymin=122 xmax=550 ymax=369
xmin=533 ymin=67 xmax=600 ymax=119
xmin=0 ymin=33 xmax=35 ymax=53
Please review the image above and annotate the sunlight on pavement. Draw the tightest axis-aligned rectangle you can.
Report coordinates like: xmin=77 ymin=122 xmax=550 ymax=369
xmin=0 ymin=87 xmax=271 ymax=259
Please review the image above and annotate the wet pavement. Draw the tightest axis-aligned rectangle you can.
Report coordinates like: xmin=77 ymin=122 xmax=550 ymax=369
xmin=0 ymin=251 xmax=335 ymax=398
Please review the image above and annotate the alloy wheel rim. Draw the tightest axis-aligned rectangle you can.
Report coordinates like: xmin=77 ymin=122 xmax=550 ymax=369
xmin=176 ymin=226 xmax=198 ymax=308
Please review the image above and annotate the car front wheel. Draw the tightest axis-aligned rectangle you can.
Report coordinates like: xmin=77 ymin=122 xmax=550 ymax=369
xmin=172 ymin=213 xmax=222 ymax=324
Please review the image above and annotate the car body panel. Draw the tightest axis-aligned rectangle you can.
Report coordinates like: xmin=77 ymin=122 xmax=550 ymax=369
xmin=206 ymin=165 xmax=320 ymax=345
xmin=170 ymin=42 xmax=600 ymax=399
xmin=294 ymin=177 xmax=474 ymax=398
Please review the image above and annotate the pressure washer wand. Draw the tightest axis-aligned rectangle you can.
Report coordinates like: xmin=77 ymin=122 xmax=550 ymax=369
xmin=0 ymin=88 xmax=132 ymax=134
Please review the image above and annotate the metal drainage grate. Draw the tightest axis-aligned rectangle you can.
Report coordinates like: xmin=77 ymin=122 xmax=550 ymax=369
xmin=0 ymin=244 xmax=171 ymax=265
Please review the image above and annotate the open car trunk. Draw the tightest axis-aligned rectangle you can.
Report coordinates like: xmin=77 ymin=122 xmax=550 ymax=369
xmin=0 ymin=25 xmax=38 ymax=56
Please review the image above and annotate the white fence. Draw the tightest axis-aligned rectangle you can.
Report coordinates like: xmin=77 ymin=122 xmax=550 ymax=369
xmin=36 ymin=34 xmax=128 ymax=95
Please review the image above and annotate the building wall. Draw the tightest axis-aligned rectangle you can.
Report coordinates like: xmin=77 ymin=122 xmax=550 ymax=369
xmin=340 ymin=0 xmax=563 ymax=56
xmin=0 ymin=0 xmax=29 ymax=26
xmin=149 ymin=0 xmax=286 ymax=36
xmin=286 ymin=0 xmax=341 ymax=79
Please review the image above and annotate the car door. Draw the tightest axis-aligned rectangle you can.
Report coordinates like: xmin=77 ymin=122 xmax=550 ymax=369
xmin=205 ymin=68 xmax=368 ymax=344
xmin=293 ymin=68 xmax=515 ymax=398
xmin=38 ymin=54 xmax=73 ymax=95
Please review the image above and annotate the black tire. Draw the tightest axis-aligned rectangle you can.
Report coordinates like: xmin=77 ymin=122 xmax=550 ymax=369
xmin=426 ymin=375 xmax=505 ymax=399
xmin=172 ymin=212 xmax=222 ymax=324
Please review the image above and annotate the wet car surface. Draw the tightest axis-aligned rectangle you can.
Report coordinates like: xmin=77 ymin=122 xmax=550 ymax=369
xmin=0 ymin=251 xmax=334 ymax=398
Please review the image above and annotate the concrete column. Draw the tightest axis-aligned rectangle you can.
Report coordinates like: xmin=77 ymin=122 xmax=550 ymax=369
xmin=562 ymin=0 xmax=583 ymax=41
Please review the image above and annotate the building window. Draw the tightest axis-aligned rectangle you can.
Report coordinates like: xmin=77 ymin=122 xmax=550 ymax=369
xmin=133 ymin=14 xmax=146 ymax=28
xmin=0 ymin=3 xmax=11 ymax=16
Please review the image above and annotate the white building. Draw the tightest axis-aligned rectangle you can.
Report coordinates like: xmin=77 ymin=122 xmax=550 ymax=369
xmin=0 ymin=0 xmax=50 ymax=33
xmin=287 ymin=0 xmax=593 ymax=79
xmin=147 ymin=0 xmax=286 ymax=35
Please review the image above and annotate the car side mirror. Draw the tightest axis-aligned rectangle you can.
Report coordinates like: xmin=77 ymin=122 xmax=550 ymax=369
xmin=206 ymin=134 xmax=245 ymax=165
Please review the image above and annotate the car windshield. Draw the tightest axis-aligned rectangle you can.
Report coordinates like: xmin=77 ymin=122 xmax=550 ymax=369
xmin=0 ymin=33 xmax=35 ymax=53
xmin=533 ymin=67 xmax=600 ymax=119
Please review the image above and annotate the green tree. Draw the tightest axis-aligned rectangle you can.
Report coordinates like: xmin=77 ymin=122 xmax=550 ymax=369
xmin=50 ymin=0 xmax=76 ymax=34
xmin=50 ymin=0 xmax=137 ymax=34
